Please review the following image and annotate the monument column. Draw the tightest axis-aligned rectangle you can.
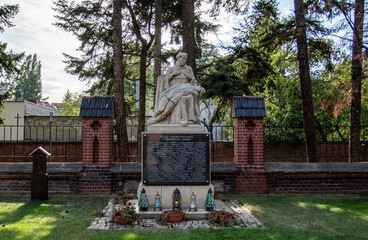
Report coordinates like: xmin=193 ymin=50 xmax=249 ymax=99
xmin=139 ymin=52 xmax=213 ymax=212
xmin=232 ymin=96 xmax=268 ymax=193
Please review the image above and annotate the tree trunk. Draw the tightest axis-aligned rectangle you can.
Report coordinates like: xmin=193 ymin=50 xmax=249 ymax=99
xmin=137 ymin=43 xmax=148 ymax=156
xmin=154 ymin=0 xmax=162 ymax=107
xmin=349 ymin=0 xmax=365 ymax=162
xmin=294 ymin=0 xmax=318 ymax=162
xmin=182 ymin=0 xmax=196 ymax=78
xmin=113 ymin=0 xmax=129 ymax=161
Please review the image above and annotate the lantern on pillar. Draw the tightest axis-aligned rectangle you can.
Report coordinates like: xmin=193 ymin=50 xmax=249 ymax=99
xmin=154 ymin=191 xmax=162 ymax=211
xmin=189 ymin=191 xmax=197 ymax=212
xmin=138 ymin=188 xmax=149 ymax=211
xmin=205 ymin=188 xmax=215 ymax=211
xmin=172 ymin=188 xmax=181 ymax=210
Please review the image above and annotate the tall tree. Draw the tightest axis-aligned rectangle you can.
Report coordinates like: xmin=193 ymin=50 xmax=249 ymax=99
xmin=154 ymin=0 xmax=162 ymax=106
xmin=124 ymin=0 xmax=155 ymax=154
xmin=182 ymin=0 xmax=196 ymax=77
xmin=0 ymin=4 xmax=24 ymax=124
xmin=294 ymin=0 xmax=318 ymax=162
xmin=61 ymin=90 xmax=83 ymax=116
xmin=113 ymin=0 xmax=129 ymax=161
xmin=0 ymin=4 xmax=23 ymax=78
xmin=349 ymin=0 xmax=365 ymax=162
xmin=10 ymin=54 xmax=42 ymax=101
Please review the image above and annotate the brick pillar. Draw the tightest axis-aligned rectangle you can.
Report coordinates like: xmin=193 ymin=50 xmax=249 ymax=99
xmin=232 ymin=98 xmax=267 ymax=193
xmin=79 ymin=118 xmax=113 ymax=194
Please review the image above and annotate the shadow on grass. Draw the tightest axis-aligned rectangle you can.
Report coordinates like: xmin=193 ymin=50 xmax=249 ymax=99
xmin=1 ymin=194 xmax=367 ymax=240
xmin=0 ymin=199 xmax=43 ymax=224
xmin=231 ymin=194 xmax=368 ymax=239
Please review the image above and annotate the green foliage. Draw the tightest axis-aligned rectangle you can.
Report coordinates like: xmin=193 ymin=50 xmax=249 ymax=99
xmin=199 ymin=56 xmax=251 ymax=124
xmin=0 ymin=3 xmax=24 ymax=124
xmin=0 ymin=4 xmax=24 ymax=78
xmin=61 ymin=90 xmax=83 ymax=116
xmin=8 ymin=54 xmax=42 ymax=101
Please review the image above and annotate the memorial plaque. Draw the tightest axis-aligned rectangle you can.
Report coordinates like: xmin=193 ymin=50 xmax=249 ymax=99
xmin=142 ymin=133 xmax=210 ymax=185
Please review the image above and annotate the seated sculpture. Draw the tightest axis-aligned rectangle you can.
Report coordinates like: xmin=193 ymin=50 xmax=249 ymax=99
xmin=147 ymin=52 xmax=205 ymax=125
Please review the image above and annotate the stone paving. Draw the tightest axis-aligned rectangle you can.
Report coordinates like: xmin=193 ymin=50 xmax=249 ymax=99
xmin=88 ymin=199 xmax=262 ymax=230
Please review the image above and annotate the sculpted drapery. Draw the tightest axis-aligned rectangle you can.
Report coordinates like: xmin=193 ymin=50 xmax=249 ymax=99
xmin=147 ymin=52 xmax=205 ymax=125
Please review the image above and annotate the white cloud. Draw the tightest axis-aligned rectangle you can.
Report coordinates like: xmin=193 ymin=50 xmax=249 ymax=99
xmin=2 ymin=0 xmax=250 ymax=102
xmin=2 ymin=0 xmax=87 ymax=103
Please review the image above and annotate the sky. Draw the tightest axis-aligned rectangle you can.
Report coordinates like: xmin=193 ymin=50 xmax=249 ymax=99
xmin=2 ymin=0 xmax=294 ymax=103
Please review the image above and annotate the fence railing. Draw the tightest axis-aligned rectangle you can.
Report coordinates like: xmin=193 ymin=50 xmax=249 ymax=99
xmin=264 ymin=125 xmax=368 ymax=162
xmin=0 ymin=125 xmax=83 ymax=162
xmin=1 ymin=124 xmax=368 ymax=163
xmin=111 ymin=125 xmax=234 ymax=162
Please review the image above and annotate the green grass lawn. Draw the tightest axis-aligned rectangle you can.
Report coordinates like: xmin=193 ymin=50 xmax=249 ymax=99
xmin=0 ymin=194 xmax=367 ymax=240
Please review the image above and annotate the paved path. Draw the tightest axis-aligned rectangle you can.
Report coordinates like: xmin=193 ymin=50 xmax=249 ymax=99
xmin=88 ymin=199 xmax=262 ymax=229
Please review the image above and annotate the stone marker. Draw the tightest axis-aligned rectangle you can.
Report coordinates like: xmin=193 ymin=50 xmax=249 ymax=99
xmin=29 ymin=146 xmax=50 ymax=201
xmin=142 ymin=133 xmax=210 ymax=185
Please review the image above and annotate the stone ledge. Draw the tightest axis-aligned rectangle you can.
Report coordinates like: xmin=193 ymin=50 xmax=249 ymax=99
xmin=0 ymin=162 xmax=238 ymax=174
xmin=147 ymin=124 xmax=205 ymax=133
xmin=111 ymin=162 xmax=238 ymax=174
xmin=265 ymin=162 xmax=368 ymax=173
xmin=0 ymin=162 xmax=82 ymax=173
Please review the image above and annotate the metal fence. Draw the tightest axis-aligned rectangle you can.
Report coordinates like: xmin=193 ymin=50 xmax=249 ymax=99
xmin=2 ymin=124 xmax=368 ymax=163
xmin=111 ymin=125 xmax=234 ymax=162
xmin=0 ymin=125 xmax=83 ymax=162
xmin=264 ymin=125 xmax=368 ymax=162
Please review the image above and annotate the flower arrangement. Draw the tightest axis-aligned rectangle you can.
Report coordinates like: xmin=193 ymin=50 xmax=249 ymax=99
xmin=209 ymin=209 xmax=237 ymax=226
xmin=114 ymin=200 xmax=136 ymax=224
xmin=119 ymin=200 xmax=136 ymax=220
xmin=117 ymin=191 xmax=134 ymax=203
xmin=159 ymin=209 xmax=184 ymax=224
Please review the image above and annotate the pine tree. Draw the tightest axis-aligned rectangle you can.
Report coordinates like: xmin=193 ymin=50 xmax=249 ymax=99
xmin=11 ymin=54 xmax=42 ymax=101
xmin=0 ymin=3 xmax=24 ymax=124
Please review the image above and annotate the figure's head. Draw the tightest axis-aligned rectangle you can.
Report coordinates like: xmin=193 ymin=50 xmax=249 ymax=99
xmin=176 ymin=52 xmax=187 ymax=66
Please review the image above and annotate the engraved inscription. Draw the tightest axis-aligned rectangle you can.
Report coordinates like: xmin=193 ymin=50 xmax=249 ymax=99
xmin=143 ymin=133 xmax=210 ymax=185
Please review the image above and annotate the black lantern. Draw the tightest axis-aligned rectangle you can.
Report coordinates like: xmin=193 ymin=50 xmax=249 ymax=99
xmin=172 ymin=188 xmax=181 ymax=210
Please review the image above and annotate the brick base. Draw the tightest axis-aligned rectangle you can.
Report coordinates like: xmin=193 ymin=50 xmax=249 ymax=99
xmin=268 ymin=172 xmax=368 ymax=193
xmin=0 ymin=172 xmax=79 ymax=194
xmin=236 ymin=169 xmax=268 ymax=194
xmin=78 ymin=169 xmax=111 ymax=194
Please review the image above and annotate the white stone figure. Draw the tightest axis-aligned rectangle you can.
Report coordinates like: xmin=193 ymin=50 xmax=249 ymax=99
xmin=147 ymin=52 xmax=205 ymax=125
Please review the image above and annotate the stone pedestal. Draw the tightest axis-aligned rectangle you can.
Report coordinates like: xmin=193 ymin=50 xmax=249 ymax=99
xmin=147 ymin=124 xmax=205 ymax=133
xmin=137 ymin=183 xmax=213 ymax=210
xmin=138 ymin=124 xmax=213 ymax=211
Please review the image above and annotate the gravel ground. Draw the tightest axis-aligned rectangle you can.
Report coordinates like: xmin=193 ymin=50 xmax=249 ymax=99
xmin=88 ymin=199 xmax=262 ymax=229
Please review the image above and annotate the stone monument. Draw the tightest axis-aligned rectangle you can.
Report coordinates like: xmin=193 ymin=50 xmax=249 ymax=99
xmin=138 ymin=52 xmax=213 ymax=213
xmin=30 ymin=147 xmax=50 ymax=201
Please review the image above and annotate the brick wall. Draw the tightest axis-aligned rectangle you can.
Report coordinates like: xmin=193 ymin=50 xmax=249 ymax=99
xmin=78 ymin=118 xmax=113 ymax=194
xmin=82 ymin=118 xmax=113 ymax=168
xmin=0 ymin=142 xmax=82 ymax=162
xmin=267 ymin=172 xmax=368 ymax=193
xmin=0 ymin=172 xmax=79 ymax=194
xmin=78 ymin=169 xmax=111 ymax=194
xmin=233 ymin=114 xmax=267 ymax=193
xmin=1 ymin=162 xmax=368 ymax=194
xmin=233 ymin=117 xmax=264 ymax=169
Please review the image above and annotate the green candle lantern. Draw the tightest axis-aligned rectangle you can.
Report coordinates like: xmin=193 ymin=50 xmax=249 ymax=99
xmin=205 ymin=188 xmax=215 ymax=211
xmin=138 ymin=188 xmax=149 ymax=211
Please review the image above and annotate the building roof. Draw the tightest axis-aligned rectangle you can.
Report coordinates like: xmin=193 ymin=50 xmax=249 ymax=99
xmin=79 ymin=96 xmax=114 ymax=118
xmin=25 ymin=100 xmax=61 ymax=110
xmin=233 ymin=96 xmax=267 ymax=118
